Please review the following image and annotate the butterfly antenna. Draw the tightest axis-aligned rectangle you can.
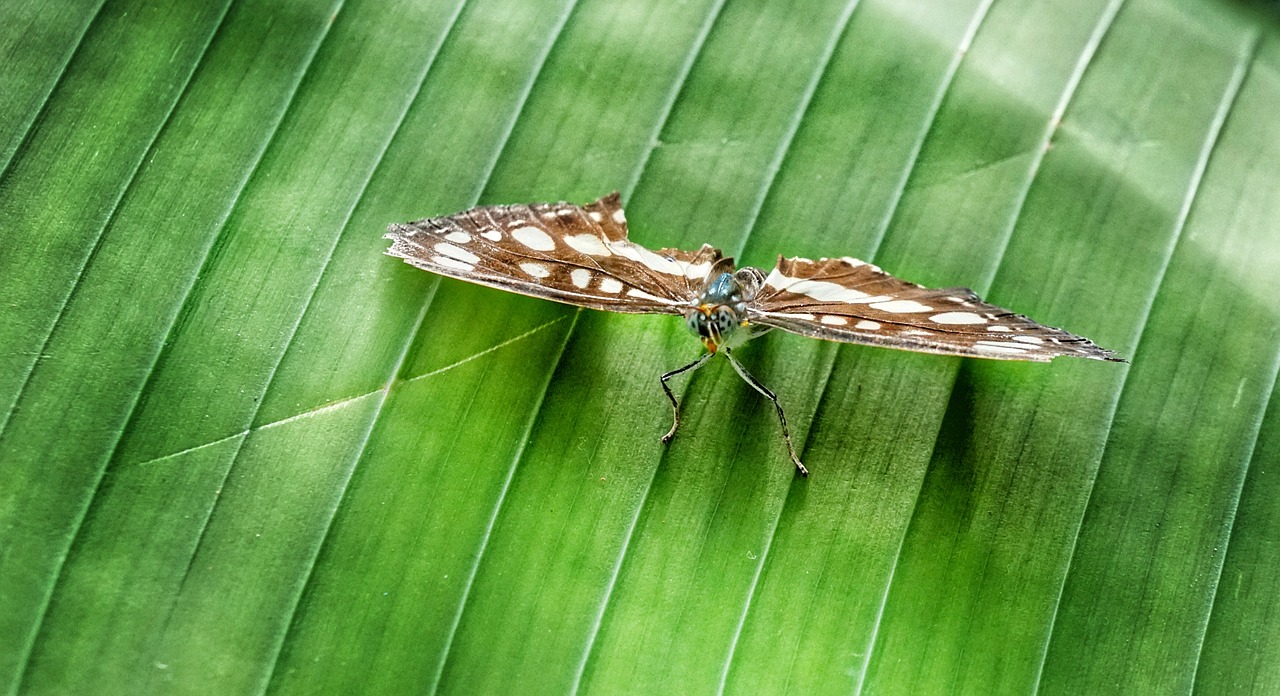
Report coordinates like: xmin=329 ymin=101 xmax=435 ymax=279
xmin=659 ymin=352 xmax=713 ymax=444
xmin=723 ymin=348 xmax=808 ymax=476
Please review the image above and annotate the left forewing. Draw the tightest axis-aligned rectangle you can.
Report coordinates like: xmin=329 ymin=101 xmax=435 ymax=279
xmin=748 ymin=256 xmax=1122 ymax=362
xmin=385 ymin=193 xmax=721 ymax=315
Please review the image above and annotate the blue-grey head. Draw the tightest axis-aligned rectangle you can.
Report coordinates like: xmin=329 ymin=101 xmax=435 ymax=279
xmin=684 ymin=266 xmax=766 ymax=353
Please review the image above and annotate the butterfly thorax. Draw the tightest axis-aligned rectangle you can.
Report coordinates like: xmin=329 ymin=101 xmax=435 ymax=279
xmin=685 ymin=267 xmax=767 ymax=353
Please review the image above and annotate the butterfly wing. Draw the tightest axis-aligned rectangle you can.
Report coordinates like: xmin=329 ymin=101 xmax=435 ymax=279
xmin=385 ymin=192 xmax=722 ymax=314
xmin=748 ymin=256 xmax=1122 ymax=362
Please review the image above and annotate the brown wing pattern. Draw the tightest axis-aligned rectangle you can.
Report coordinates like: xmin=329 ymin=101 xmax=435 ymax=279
xmin=385 ymin=192 xmax=721 ymax=314
xmin=748 ymin=256 xmax=1122 ymax=362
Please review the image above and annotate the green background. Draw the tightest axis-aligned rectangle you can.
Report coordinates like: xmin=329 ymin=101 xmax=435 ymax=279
xmin=2 ymin=0 xmax=1278 ymax=693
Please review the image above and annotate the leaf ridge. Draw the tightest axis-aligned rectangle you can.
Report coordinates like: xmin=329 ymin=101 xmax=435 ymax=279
xmin=425 ymin=312 xmax=582 ymax=695
xmin=851 ymin=2 xmax=1123 ymax=691
xmin=567 ymin=0 xmax=871 ymax=688
xmin=6 ymin=2 xmax=241 ymax=688
xmin=362 ymin=3 xmax=593 ymax=690
xmin=426 ymin=0 xmax=721 ymax=687
xmin=1034 ymin=27 xmax=1263 ymax=694
xmin=726 ymin=0 xmax=865 ymax=262
xmin=0 ymin=1 xmax=235 ymax=442
xmin=725 ymin=0 xmax=1003 ymax=678
xmin=0 ymin=0 xmax=110 ymax=184
xmin=1190 ymin=359 xmax=1280 ymax=691
xmin=243 ymin=0 xmax=583 ymax=690
xmin=622 ymin=0 xmax=732 ymax=201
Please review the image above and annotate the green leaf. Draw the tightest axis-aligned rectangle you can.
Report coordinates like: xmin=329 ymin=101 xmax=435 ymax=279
xmin=1 ymin=0 xmax=1277 ymax=694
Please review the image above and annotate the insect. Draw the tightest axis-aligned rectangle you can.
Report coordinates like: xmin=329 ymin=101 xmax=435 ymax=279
xmin=385 ymin=192 xmax=1122 ymax=476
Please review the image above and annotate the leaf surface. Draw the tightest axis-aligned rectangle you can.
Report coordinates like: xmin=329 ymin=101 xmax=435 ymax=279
xmin=1 ymin=0 xmax=1278 ymax=694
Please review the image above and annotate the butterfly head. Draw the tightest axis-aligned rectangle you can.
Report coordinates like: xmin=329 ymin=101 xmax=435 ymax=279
xmin=687 ymin=304 xmax=739 ymax=353
xmin=686 ymin=271 xmax=755 ymax=353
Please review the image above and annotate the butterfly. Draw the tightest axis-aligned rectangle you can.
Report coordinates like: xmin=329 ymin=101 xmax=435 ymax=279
xmin=385 ymin=192 xmax=1123 ymax=476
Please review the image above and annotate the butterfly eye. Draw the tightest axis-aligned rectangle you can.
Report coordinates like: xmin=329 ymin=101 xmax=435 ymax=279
xmin=685 ymin=313 xmax=702 ymax=334
xmin=714 ymin=307 xmax=736 ymax=333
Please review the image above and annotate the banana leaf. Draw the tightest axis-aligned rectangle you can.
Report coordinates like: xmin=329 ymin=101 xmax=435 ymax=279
xmin=1 ymin=0 xmax=1277 ymax=693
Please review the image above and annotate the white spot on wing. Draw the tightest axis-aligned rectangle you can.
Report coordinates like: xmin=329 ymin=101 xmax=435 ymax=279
xmin=869 ymin=300 xmax=932 ymax=313
xmin=930 ymin=311 xmax=987 ymax=325
xmin=512 ymin=225 xmax=556 ymax=251
xmin=570 ymin=268 xmax=591 ymax=288
xmin=563 ymin=233 xmax=612 ymax=256
xmin=820 ymin=315 xmax=847 ymax=325
xmin=434 ymin=242 xmax=480 ymax=265
xmin=765 ymin=271 xmax=877 ymax=302
xmin=1013 ymin=335 xmax=1045 ymax=344
xmin=625 ymin=288 xmax=676 ymax=304
xmin=433 ymin=256 xmax=474 ymax=272
xmin=975 ymin=340 xmax=1033 ymax=354
xmin=683 ymin=261 xmax=713 ymax=280
xmin=519 ymin=262 xmax=550 ymax=278
xmin=608 ymin=241 xmax=683 ymax=275
xmin=855 ymin=320 xmax=881 ymax=330
xmin=600 ymin=277 xmax=623 ymax=293
xmin=612 ymin=208 xmax=626 ymax=225
xmin=444 ymin=231 xmax=471 ymax=244
xmin=989 ymin=325 xmax=1012 ymax=333
xmin=481 ymin=230 xmax=502 ymax=242
xmin=763 ymin=268 xmax=789 ymax=290
xmin=588 ymin=211 xmax=604 ymax=222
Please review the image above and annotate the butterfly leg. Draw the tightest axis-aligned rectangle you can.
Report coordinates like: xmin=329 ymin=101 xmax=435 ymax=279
xmin=659 ymin=352 xmax=713 ymax=444
xmin=723 ymin=348 xmax=808 ymax=477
